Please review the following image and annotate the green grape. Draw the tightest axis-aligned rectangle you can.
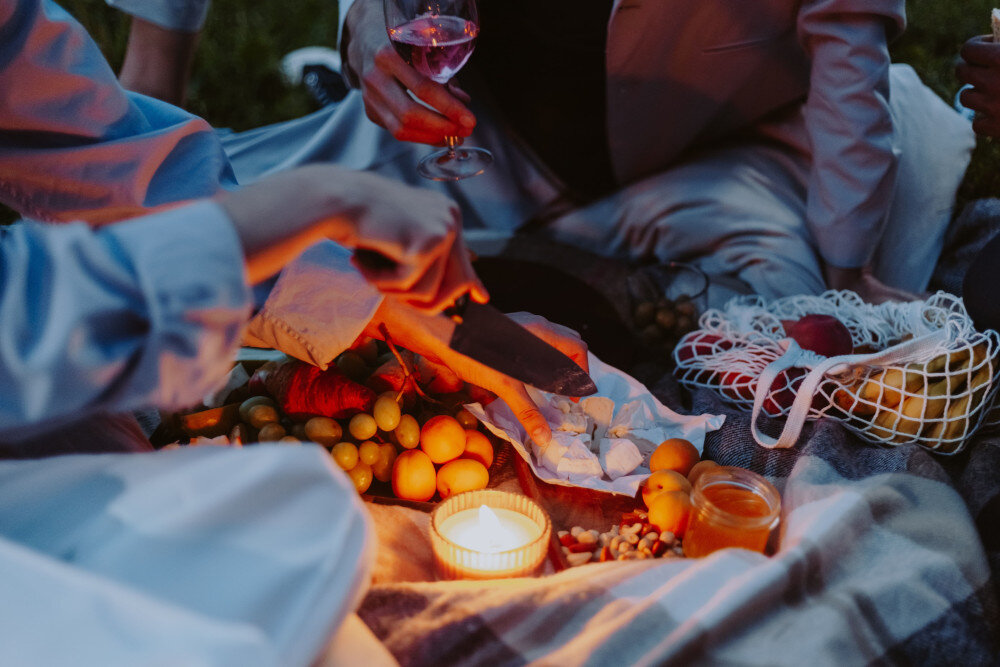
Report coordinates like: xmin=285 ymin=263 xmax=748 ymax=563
xmin=373 ymin=394 xmax=402 ymax=431
xmin=349 ymin=413 xmax=378 ymax=440
xmin=395 ymin=414 xmax=420 ymax=449
xmin=331 ymin=441 xmax=359 ymax=471
xmin=304 ymin=416 xmax=342 ymax=447
xmin=454 ymin=408 xmax=478 ymax=429
xmin=358 ymin=440 xmax=380 ymax=466
xmin=347 ymin=462 xmax=373 ymax=494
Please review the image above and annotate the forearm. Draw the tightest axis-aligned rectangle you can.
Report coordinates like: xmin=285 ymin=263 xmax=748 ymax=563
xmin=118 ymin=17 xmax=199 ymax=106
xmin=799 ymin=5 xmax=903 ymax=270
xmin=0 ymin=203 xmax=251 ymax=434
xmin=0 ymin=0 xmax=234 ymax=225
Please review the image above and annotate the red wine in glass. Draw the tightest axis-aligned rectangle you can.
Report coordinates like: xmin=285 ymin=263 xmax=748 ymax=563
xmin=384 ymin=0 xmax=492 ymax=181
xmin=388 ymin=15 xmax=478 ymax=85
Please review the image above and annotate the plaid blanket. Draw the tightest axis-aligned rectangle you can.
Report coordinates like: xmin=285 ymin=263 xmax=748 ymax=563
xmin=358 ymin=378 xmax=1000 ymax=665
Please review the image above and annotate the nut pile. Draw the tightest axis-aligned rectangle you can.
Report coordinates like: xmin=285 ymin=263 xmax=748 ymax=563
xmin=558 ymin=511 xmax=685 ymax=567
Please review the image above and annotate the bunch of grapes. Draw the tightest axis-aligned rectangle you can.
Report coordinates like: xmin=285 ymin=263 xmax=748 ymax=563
xmin=234 ymin=340 xmax=495 ymax=501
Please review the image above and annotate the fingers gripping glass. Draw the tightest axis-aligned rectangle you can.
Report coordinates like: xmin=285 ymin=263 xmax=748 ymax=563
xmin=384 ymin=0 xmax=493 ymax=180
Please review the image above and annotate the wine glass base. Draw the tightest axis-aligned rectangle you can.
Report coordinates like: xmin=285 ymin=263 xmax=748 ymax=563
xmin=418 ymin=146 xmax=494 ymax=181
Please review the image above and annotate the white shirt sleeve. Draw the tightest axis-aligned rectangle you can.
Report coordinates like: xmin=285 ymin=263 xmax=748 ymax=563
xmin=0 ymin=201 xmax=251 ymax=436
xmin=0 ymin=0 xmax=235 ymax=226
xmin=798 ymin=0 xmax=906 ymax=269
xmin=106 ymin=0 xmax=211 ymax=33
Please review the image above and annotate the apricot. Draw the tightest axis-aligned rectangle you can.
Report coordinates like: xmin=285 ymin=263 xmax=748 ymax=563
xmin=436 ymin=459 xmax=489 ymax=500
xmin=420 ymin=415 xmax=466 ymax=464
xmin=391 ymin=450 xmax=437 ymax=501
xmin=687 ymin=459 xmax=720 ymax=487
xmin=649 ymin=438 xmax=700 ymax=477
xmin=641 ymin=470 xmax=692 ymax=508
xmin=461 ymin=429 xmax=494 ymax=468
xmin=648 ymin=490 xmax=692 ymax=538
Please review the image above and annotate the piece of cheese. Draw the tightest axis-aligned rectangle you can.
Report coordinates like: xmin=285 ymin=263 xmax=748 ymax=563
xmin=555 ymin=411 xmax=591 ymax=434
xmin=582 ymin=396 xmax=615 ymax=442
xmin=550 ymin=432 xmax=602 ymax=480
xmin=599 ymin=437 xmax=644 ymax=480
xmin=608 ymin=400 xmax=655 ymax=437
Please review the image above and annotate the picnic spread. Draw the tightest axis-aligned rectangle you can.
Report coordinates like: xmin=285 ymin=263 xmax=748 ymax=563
xmin=161 ymin=241 xmax=1000 ymax=665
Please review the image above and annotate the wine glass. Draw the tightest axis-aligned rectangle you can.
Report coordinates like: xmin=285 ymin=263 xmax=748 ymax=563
xmin=384 ymin=0 xmax=493 ymax=181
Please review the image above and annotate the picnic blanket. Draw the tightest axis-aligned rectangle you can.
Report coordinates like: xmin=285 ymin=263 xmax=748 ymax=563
xmin=357 ymin=378 xmax=1000 ymax=665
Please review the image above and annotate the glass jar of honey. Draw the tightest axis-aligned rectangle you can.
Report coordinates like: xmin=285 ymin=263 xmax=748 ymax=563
xmin=683 ymin=466 xmax=781 ymax=558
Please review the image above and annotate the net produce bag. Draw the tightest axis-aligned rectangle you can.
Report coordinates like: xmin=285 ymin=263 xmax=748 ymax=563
xmin=673 ymin=291 xmax=1000 ymax=454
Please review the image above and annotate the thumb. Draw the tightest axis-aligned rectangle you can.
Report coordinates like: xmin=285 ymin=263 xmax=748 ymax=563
xmin=501 ymin=382 xmax=551 ymax=446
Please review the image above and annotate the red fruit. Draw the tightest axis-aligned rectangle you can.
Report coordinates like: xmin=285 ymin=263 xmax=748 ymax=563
xmin=676 ymin=334 xmax=733 ymax=363
xmin=785 ymin=314 xmax=853 ymax=358
xmin=719 ymin=370 xmax=755 ymax=401
xmin=762 ymin=368 xmax=806 ymax=416
xmin=249 ymin=360 xmax=375 ymax=419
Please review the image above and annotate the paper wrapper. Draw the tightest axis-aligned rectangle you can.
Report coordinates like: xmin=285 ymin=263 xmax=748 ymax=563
xmin=465 ymin=353 xmax=725 ymax=497
xmin=993 ymin=8 xmax=1000 ymax=43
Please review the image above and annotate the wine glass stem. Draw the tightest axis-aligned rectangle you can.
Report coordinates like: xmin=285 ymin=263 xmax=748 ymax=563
xmin=445 ymin=135 xmax=459 ymax=160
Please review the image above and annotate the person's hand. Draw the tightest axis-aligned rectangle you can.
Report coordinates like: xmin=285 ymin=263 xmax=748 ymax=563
xmin=957 ymin=35 xmax=1000 ymax=138
xmin=343 ymin=0 xmax=476 ymax=144
xmin=219 ymin=164 xmax=487 ymax=312
xmin=823 ymin=265 xmax=921 ymax=304
xmin=362 ymin=299 xmax=591 ymax=446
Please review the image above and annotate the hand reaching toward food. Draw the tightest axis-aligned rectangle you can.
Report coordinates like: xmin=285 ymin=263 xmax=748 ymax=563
xmin=219 ymin=163 xmax=487 ymax=312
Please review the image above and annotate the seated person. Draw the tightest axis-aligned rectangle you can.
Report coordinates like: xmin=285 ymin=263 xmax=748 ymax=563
xmin=0 ymin=167 xmax=583 ymax=663
xmin=0 ymin=0 xmax=586 ymax=455
xmin=318 ymin=0 xmax=973 ymax=305
xmin=956 ymin=32 xmax=1000 ymax=332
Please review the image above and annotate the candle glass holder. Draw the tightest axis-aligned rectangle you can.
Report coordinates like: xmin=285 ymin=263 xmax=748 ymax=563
xmin=430 ymin=489 xmax=551 ymax=580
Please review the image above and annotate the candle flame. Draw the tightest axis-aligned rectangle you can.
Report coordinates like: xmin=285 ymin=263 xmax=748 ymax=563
xmin=478 ymin=505 xmax=503 ymax=532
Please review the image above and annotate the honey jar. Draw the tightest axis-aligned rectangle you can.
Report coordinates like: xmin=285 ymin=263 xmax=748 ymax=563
xmin=683 ymin=466 xmax=781 ymax=558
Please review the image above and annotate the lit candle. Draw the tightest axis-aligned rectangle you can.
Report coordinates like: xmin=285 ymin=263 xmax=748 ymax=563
xmin=438 ymin=505 xmax=542 ymax=553
xmin=430 ymin=490 xmax=551 ymax=579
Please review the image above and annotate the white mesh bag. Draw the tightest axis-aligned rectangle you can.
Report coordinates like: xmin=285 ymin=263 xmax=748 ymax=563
xmin=673 ymin=291 xmax=1000 ymax=454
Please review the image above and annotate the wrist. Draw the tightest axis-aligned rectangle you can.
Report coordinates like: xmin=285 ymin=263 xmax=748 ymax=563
xmin=823 ymin=264 xmax=865 ymax=291
xmin=343 ymin=0 xmax=386 ymax=82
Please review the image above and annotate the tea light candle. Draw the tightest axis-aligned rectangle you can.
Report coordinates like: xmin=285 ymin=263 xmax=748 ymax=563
xmin=430 ymin=489 xmax=551 ymax=580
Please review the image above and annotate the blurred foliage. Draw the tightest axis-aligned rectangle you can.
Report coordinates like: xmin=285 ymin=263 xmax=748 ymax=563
xmin=59 ymin=0 xmax=341 ymax=130
xmin=2 ymin=0 xmax=997 ymax=225
xmin=891 ymin=0 xmax=1000 ymax=207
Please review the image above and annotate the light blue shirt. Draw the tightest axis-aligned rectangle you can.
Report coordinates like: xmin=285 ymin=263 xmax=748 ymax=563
xmin=0 ymin=202 xmax=251 ymax=437
xmin=0 ymin=0 xmax=383 ymax=437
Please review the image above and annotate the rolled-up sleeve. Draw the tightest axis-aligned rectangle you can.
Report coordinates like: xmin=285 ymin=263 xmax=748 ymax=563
xmin=106 ymin=0 xmax=211 ymax=33
xmin=244 ymin=241 xmax=383 ymax=370
xmin=0 ymin=201 xmax=251 ymax=434
xmin=798 ymin=0 xmax=906 ymax=269
xmin=0 ymin=0 xmax=235 ymax=225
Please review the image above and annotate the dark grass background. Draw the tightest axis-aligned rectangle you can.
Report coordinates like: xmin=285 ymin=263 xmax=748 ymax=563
xmin=4 ymin=0 xmax=998 ymax=222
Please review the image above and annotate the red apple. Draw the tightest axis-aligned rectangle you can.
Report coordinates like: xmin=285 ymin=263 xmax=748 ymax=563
xmin=676 ymin=333 xmax=733 ymax=363
xmin=762 ymin=368 xmax=806 ymax=416
xmin=785 ymin=314 xmax=853 ymax=358
xmin=719 ymin=370 xmax=756 ymax=401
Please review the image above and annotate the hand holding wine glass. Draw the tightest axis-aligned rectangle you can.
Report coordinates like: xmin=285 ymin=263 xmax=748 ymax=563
xmin=383 ymin=0 xmax=492 ymax=180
